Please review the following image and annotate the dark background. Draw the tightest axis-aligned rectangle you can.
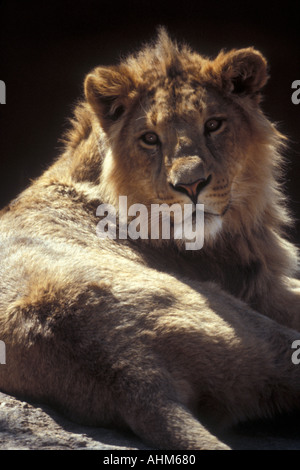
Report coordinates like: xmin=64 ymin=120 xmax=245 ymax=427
xmin=0 ymin=0 xmax=299 ymax=243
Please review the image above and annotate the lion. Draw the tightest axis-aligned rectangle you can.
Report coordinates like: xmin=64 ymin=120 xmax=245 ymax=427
xmin=0 ymin=28 xmax=300 ymax=450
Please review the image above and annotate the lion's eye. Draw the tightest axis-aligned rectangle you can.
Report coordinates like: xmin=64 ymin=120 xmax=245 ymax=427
xmin=141 ymin=132 xmax=159 ymax=146
xmin=204 ymin=119 xmax=223 ymax=133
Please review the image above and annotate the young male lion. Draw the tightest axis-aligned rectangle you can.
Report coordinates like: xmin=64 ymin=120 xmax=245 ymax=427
xmin=0 ymin=29 xmax=300 ymax=450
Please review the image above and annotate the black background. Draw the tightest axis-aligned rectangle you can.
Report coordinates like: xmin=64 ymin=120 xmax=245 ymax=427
xmin=0 ymin=0 xmax=299 ymax=242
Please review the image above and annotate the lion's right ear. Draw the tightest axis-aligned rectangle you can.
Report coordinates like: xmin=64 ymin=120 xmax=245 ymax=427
xmin=84 ymin=66 xmax=135 ymax=130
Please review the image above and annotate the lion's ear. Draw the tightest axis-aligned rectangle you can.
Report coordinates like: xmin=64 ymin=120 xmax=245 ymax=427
xmin=84 ymin=65 xmax=134 ymax=130
xmin=215 ymin=48 xmax=269 ymax=100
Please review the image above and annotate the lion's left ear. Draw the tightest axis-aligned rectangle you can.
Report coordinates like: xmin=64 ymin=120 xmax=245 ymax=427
xmin=84 ymin=65 xmax=135 ymax=131
xmin=214 ymin=48 xmax=269 ymax=100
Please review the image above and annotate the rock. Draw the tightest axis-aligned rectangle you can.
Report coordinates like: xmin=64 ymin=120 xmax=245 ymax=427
xmin=1 ymin=390 xmax=300 ymax=450
xmin=0 ymin=391 xmax=150 ymax=450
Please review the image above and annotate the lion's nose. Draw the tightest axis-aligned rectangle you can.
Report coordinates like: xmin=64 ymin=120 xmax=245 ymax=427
xmin=173 ymin=175 xmax=212 ymax=204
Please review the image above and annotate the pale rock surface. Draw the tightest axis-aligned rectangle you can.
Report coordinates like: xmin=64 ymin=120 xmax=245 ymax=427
xmin=1 ymin=391 xmax=300 ymax=450
xmin=0 ymin=391 xmax=150 ymax=450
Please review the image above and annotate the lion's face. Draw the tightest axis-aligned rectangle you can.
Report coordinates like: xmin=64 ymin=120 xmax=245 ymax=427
xmin=85 ymin=31 xmax=274 ymax=246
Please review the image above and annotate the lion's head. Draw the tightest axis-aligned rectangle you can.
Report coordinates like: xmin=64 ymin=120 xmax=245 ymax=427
xmin=84 ymin=29 xmax=288 ymax=249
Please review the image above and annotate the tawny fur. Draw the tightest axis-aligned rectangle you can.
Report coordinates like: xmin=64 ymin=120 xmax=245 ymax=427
xmin=0 ymin=29 xmax=300 ymax=450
